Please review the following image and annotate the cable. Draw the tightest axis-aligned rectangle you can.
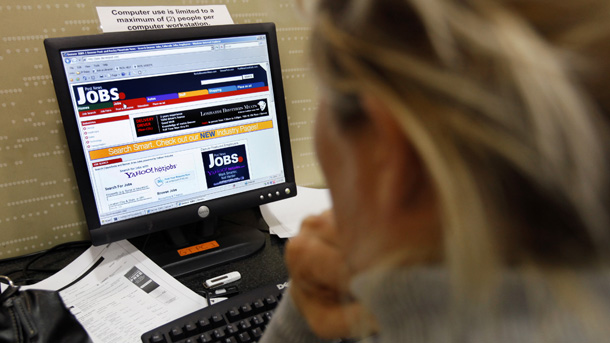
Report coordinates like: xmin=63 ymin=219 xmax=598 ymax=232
xmin=1 ymin=240 xmax=91 ymax=285
xmin=23 ymin=240 xmax=91 ymax=275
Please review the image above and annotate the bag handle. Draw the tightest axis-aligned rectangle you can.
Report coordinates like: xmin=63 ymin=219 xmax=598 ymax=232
xmin=0 ymin=275 xmax=20 ymax=301
xmin=0 ymin=275 xmax=16 ymax=288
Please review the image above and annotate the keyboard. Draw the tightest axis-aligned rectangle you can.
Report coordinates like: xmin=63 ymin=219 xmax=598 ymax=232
xmin=141 ymin=281 xmax=288 ymax=343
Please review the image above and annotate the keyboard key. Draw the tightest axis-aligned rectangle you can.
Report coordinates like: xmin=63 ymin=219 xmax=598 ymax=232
xmin=198 ymin=333 xmax=213 ymax=343
xmin=263 ymin=295 xmax=277 ymax=307
xmin=227 ymin=307 xmax=241 ymax=321
xmin=240 ymin=303 xmax=253 ymax=316
xmin=226 ymin=324 xmax=239 ymax=335
xmin=237 ymin=332 xmax=252 ymax=342
xmin=170 ymin=326 xmax=184 ymax=340
xmin=212 ymin=328 xmax=226 ymax=340
xmin=251 ymin=327 xmax=263 ymax=340
xmin=211 ymin=313 xmax=226 ymax=327
xmin=149 ymin=332 xmax=166 ymax=343
xmin=185 ymin=321 xmax=198 ymax=335
xmin=251 ymin=315 xmax=264 ymax=327
xmin=198 ymin=317 xmax=212 ymax=331
xmin=238 ymin=319 xmax=252 ymax=331
xmin=252 ymin=299 xmax=265 ymax=311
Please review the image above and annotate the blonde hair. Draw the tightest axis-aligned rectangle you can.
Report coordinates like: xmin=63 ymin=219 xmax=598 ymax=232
xmin=303 ymin=0 xmax=610 ymax=299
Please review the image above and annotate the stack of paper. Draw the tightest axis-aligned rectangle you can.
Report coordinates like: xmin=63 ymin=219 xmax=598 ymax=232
xmin=260 ymin=186 xmax=332 ymax=238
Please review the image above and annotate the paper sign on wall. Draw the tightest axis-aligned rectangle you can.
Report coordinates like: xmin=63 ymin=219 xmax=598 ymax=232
xmin=96 ymin=6 xmax=233 ymax=33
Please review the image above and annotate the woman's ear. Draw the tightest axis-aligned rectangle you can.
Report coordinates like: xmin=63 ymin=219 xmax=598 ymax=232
xmin=361 ymin=95 xmax=408 ymax=151
xmin=359 ymin=95 xmax=424 ymax=210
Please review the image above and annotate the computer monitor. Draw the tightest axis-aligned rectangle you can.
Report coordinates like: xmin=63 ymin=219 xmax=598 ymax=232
xmin=44 ymin=23 xmax=296 ymax=276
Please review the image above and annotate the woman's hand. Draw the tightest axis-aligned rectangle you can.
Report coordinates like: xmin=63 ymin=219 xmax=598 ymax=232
xmin=285 ymin=210 xmax=377 ymax=339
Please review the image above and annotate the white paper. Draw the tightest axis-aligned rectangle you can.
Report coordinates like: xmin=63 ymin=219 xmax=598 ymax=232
xmin=260 ymin=186 xmax=332 ymax=238
xmin=24 ymin=240 xmax=207 ymax=343
xmin=96 ymin=6 xmax=233 ymax=33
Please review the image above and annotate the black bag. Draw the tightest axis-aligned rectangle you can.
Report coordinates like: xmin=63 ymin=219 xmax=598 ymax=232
xmin=0 ymin=276 xmax=91 ymax=343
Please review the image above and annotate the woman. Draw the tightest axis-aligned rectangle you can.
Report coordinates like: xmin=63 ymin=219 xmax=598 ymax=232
xmin=262 ymin=0 xmax=610 ymax=342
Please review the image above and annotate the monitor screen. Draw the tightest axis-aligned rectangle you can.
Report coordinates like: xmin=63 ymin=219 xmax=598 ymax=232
xmin=44 ymin=23 xmax=296 ymax=276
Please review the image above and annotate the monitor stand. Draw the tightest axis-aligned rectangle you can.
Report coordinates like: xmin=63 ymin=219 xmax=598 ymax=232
xmin=129 ymin=207 xmax=267 ymax=277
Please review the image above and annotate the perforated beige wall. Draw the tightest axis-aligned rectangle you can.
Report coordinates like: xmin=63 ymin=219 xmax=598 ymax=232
xmin=0 ymin=0 xmax=322 ymax=259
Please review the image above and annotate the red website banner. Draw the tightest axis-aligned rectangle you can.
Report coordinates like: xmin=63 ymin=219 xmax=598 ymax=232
xmin=92 ymin=158 xmax=123 ymax=167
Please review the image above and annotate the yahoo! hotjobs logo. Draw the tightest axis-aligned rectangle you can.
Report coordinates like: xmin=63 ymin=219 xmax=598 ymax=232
xmin=75 ymin=85 xmax=125 ymax=105
xmin=124 ymin=164 xmax=176 ymax=179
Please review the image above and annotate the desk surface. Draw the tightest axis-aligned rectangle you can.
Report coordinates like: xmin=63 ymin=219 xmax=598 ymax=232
xmin=0 ymin=233 xmax=288 ymax=296
xmin=178 ymin=233 xmax=288 ymax=294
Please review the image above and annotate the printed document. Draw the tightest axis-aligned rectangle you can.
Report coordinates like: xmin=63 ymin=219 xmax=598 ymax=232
xmin=24 ymin=240 xmax=207 ymax=343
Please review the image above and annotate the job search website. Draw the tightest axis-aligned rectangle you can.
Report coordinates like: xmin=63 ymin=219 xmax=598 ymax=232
xmin=62 ymin=38 xmax=285 ymax=224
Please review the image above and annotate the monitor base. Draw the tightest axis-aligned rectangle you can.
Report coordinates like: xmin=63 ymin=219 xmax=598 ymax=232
xmin=129 ymin=208 xmax=267 ymax=277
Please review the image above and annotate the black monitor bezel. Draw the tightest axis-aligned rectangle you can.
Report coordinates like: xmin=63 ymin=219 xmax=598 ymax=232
xmin=44 ymin=23 xmax=296 ymax=245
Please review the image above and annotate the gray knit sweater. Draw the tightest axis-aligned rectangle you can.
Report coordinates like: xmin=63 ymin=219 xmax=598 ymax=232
xmin=260 ymin=267 xmax=610 ymax=343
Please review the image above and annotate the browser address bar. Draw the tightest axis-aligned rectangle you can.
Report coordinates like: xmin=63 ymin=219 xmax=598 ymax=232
xmin=84 ymin=46 xmax=214 ymax=62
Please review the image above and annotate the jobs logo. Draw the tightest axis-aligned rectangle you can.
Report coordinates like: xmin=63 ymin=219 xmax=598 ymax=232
xmin=208 ymin=153 xmax=244 ymax=168
xmin=75 ymin=86 xmax=124 ymax=105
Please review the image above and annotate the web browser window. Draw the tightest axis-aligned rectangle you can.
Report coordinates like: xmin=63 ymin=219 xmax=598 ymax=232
xmin=60 ymin=34 xmax=286 ymax=225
